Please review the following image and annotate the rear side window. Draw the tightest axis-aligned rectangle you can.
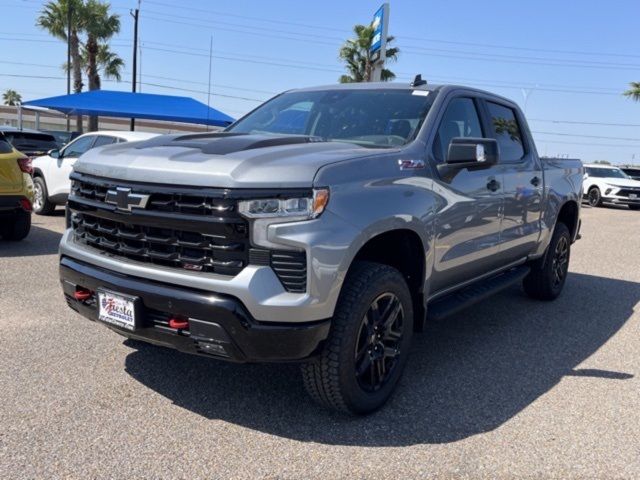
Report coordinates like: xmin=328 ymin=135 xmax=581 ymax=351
xmin=92 ymin=136 xmax=117 ymax=148
xmin=486 ymin=102 xmax=525 ymax=162
xmin=3 ymin=132 xmax=58 ymax=153
xmin=433 ymin=97 xmax=483 ymax=162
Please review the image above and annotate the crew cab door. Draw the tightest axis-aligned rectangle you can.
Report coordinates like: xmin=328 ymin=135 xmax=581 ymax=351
xmin=482 ymin=100 xmax=543 ymax=263
xmin=429 ymin=95 xmax=505 ymax=293
xmin=47 ymin=134 xmax=97 ymax=197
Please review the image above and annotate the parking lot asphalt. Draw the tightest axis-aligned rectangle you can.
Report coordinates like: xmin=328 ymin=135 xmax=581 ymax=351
xmin=1 ymin=205 xmax=639 ymax=479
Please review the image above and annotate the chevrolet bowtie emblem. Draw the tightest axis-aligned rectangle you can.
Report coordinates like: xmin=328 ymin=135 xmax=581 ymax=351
xmin=105 ymin=187 xmax=150 ymax=211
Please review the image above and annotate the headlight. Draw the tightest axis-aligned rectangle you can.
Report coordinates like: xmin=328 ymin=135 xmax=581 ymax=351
xmin=238 ymin=188 xmax=329 ymax=220
xmin=239 ymin=188 xmax=329 ymax=250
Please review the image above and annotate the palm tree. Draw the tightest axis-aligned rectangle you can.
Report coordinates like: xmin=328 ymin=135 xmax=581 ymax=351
xmin=338 ymin=24 xmax=399 ymax=83
xmin=2 ymin=89 xmax=22 ymax=106
xmin=623 ymin=82 xmax=640 ymax=101
xmin=37 ymin=0 xmax=85 ymax=131
xmin=83 ymin=0 xmax=121 ymax=131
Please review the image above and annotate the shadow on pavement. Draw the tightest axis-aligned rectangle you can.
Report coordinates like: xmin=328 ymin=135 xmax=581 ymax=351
xmin=124 ymin=272 xmax=637 ymax=446
xmin=0 ymin=213 xmax=64 ymax=258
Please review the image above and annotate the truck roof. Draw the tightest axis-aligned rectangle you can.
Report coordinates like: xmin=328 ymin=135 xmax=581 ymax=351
xmin=290 ymin=81 xmax=518 ymax=107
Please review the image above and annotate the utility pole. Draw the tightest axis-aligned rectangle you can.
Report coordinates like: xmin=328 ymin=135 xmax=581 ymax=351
xmin=130 ymin=0 xmax=140 ymax=131
xmin=206 ymin=35 xmax=212 ymax=132
xmin=66 ymin=4 xmax=71 ymax=132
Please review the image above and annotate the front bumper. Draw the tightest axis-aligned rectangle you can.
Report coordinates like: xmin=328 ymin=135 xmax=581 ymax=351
xmin=60 ymin=256 xmax=330 ymax=363
xmin=603 ymin=195 xmax=640 ymax=206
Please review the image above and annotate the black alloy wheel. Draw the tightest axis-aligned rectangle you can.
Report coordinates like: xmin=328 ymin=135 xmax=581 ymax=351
xmin=354 ymin=293 xmax=404 ymax=393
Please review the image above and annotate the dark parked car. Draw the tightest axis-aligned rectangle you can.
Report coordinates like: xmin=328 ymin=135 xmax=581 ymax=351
xmin=0 ymin=127 xmax=59 ymax=159
xmin=621 ymin=167 xmax=640 ymax=181
xmin=43 ymin=130 xmax=81 ymax=148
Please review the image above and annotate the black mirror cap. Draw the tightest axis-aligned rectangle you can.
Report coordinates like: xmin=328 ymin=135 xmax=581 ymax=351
xmin=446 ymin=137 xmax=499 ymax=166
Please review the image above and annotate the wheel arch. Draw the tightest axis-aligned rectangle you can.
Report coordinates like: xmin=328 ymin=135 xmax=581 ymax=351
xmin=556 ymin=200 xmax=580 ymax=242
xmin=346 ymin=228 xmax=427 ymax=331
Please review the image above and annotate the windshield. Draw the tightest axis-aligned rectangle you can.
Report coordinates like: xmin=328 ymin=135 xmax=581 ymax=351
xmin=585 ymin=167 xmax=630 ymax=179
xmin=227 ymin=89 xmax=434 ymax=148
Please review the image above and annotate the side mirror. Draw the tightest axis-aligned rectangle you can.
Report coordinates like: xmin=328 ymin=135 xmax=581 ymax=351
xmin=446 ymin=138 xmax=499 ymax=167
xmin=49 ymin=149 xmax=60 ymax=159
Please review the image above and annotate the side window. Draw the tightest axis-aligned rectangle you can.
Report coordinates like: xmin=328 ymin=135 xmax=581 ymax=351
xmin=92 ymin=136 xmax=117 ymax=148
xmin=433 ymin=98 xmax=483 ymax=162
xmin=486 ymin=102 xmax=525 ymax=162
xmin=62 ymin=135 xmax=96 ymax=158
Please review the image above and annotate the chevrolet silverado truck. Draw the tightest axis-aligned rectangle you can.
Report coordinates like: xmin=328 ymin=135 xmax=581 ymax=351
xmin=59 ymin=81 xmax=583 ymax=414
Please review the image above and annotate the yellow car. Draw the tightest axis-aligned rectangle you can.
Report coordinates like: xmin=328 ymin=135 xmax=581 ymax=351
xmin=0 ymin=133 xmax=34 ymax=240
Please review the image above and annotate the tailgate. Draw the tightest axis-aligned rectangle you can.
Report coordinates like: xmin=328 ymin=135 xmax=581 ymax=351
xmin=0 ymin=151 xmax=23 ymax=194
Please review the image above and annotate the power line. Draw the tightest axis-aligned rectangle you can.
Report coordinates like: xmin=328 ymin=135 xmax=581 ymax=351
xmin=142 ymin=0 xmax=640 ymax=61
xmin=531 ymin=131 xmax=640 ymax=142
xmin=535 ymin=139 xmax=640 ymax=148
xmin=529 ymin=118 xmax=640 ymax=128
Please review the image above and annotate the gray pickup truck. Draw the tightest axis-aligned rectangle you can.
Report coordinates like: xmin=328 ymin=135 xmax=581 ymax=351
xmin=59 ymin=80 xmax=583 ymax=414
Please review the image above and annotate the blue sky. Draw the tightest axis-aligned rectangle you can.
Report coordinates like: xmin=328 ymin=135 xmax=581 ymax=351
xmin=2 ymin=0 xmax=639 ymax=163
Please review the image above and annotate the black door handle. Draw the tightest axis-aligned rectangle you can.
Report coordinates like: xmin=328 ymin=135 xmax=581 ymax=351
xmin=487 ymin=179 xmax=500 ymax=192
xmin=531 ymin=176 xmax=541 ymax=187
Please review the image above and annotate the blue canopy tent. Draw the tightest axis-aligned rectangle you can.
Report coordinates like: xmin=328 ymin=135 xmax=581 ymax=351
xmin=22 ymin=90 xmax=235 ymax=128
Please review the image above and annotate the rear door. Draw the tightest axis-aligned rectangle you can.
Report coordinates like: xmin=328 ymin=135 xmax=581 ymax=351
xmin=429 ymin=94 xmax=505 ymax=293
xmin=47 ymin=134 xmax=97 ymax=197
xmin=482 ymin=100 xmax=543 ymax=263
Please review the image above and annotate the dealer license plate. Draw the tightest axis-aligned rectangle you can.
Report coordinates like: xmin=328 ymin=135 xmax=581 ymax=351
xmin=629 ymin=193 xmax=637 ymax=199
xmin=98 ymin=290 xmax=137 ymax=331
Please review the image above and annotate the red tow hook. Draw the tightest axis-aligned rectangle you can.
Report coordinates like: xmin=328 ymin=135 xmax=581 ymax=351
xmin=73 ymin=287 xmax=93 ymax=301
xmin=168 ymin=316 xmax=189 ymax=330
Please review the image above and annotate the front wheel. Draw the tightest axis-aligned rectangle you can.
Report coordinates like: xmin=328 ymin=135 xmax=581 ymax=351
xmin=523 ymin=222 xmax=571 ymax=301
xmin=33 ymin=177 xmax=55 ymax=215
xmin=587 ymin=187 xmax=602 ymax=207
xmin=628 ymin=205 xmax=640 ymax=211
xmin=301 ymin=261 xmax=414 ymax=415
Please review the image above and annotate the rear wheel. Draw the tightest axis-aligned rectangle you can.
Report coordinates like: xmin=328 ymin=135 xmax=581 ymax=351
xmin=33 ymin=177 xmax=55 ymax=215
xmin=0 ymin=210 xmax=31 ymax=241
xmin=301 ymin=261 xmax=414 ymax=414
xmin=587 ymin=187 xmax=602 ymax=207
xmin=523 ymin=222 xmax=571 ymax=301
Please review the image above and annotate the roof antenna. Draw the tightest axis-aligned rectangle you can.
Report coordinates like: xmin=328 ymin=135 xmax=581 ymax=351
xmin=411 ymin=74 xmax=427 ymax=87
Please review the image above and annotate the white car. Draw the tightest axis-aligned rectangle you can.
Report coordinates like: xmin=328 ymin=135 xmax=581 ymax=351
xmin=583 ymin=164 xmax=640 ymax=210
xmin=31 ymin=130 xmax=158 ymax=215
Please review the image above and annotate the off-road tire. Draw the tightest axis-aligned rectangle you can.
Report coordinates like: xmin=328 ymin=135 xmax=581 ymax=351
xmin=301 ymin=261 xmax=414 ymax=415
xmin=523 ymin=222 xmax=571 ymax=301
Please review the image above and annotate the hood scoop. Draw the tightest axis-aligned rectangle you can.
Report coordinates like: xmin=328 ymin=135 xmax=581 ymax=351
xmin=136 ymin=132 xmax=326 ymax=156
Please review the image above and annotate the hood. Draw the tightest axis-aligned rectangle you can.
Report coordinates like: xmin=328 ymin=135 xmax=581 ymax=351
xmin=73 ymin=133 xmax=387 ymax=188
xmin=599 ymin=177 xmax=640 ymax=188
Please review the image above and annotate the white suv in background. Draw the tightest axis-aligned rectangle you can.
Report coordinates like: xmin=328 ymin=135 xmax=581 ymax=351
xmin=583 ymin=164 xmax=640 ymax=210
xmin=31 ymin=130 xmax=158 ymax=215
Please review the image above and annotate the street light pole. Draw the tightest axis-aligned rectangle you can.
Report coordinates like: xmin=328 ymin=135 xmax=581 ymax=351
xmin=66 ymin=4 xmax=71 ymax=132
xmin=130 ymin=1 xmax=140 ymax=131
